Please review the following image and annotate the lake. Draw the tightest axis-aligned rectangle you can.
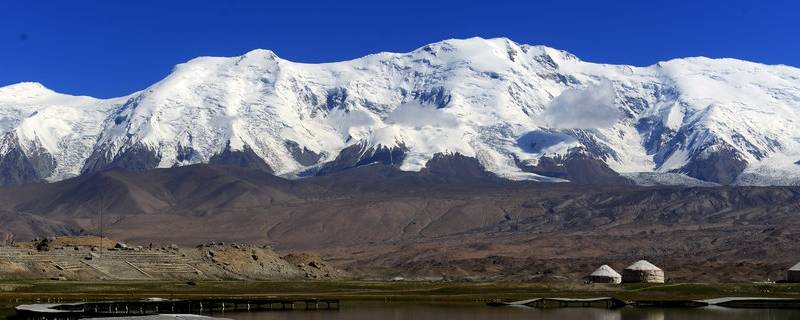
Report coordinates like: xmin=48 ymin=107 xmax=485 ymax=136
xmin=221 ymin=302 xmax=800 ymax=320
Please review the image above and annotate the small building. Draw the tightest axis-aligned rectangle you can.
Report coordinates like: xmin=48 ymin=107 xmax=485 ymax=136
xmin=788 ymin=262 xmax=800 ymax=283
xmin=589 ymin=264 xmax=622 ymax=284
xmin=622 ymin=260 xmax=664 ymax=283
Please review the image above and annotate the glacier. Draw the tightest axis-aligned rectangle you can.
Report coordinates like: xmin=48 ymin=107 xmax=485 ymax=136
xmin=1 ymin=37 xmax=799 ymax=186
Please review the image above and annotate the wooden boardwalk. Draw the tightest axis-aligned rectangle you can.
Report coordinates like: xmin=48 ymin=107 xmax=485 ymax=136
xmin=488 ymin=297 xmax=626 ymax=309
xmin=489 ymin=296 xmax=800 ymax=309
xmin=698 ymin=297 xmax=800 ymax=308
xmin=15 ymin=298 xmax=339 ymax=319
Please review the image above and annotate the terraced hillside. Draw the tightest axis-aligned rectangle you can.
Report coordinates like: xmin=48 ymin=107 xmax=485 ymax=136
xmin=0 ymin=237 xmax=345 ymax=281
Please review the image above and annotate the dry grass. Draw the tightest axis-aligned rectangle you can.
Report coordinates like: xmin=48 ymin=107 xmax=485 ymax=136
xmin=1 ymin=280 xmax=800 ymax=308
xmin=50 ymin=236 xmax=117 ymax=248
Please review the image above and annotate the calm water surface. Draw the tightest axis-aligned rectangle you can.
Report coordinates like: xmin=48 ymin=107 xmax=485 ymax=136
xmin=221 ymin=303 xmax=800 ymax=320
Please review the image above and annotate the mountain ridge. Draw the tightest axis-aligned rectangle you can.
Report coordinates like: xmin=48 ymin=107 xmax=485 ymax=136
xmin=2 ymin=37 xmax=799 ymax=186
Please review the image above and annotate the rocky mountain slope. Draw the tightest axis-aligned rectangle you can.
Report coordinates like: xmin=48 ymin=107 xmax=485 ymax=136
xmin=0 ymin=164 xmax=798 ymax=282
xmin=1 ymin=37 xmax=799 ymax=186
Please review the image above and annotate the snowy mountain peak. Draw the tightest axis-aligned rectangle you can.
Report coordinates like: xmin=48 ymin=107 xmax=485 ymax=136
xmin=1 ymin=38 xmax=799 ymax=186
xmin=0 ymin=81 xmax=49 ymax=92
xmin=241 ymin=48 xmax=279 ymax=59
xmin=0 ymin=82 xmax=55 ymax=101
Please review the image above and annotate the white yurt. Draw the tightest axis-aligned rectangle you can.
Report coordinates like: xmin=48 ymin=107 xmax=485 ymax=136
xmin=589 ymin=264 xmax=622 ymax=284
xmin=788 ymin=262 xmax=800 ymax=283
xmin=622 ymin=260 xmax=664 ymax=283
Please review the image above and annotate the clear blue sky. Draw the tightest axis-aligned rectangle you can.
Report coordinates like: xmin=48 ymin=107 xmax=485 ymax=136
xmin=1 ymin=0 xmax=798 ymax=98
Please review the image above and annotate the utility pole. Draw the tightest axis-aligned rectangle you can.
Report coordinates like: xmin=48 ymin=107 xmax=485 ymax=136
xmin=97 ymin=193 xmax=106 ymax=255
xmin=99 ymin=196 xmax=103 ymax=252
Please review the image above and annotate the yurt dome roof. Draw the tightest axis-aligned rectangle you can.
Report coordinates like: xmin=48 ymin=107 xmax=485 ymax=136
xmin=625 ymin=260 xmax=662 ymax=271
xmin=591 ymin=265 xmax=621 ymax=277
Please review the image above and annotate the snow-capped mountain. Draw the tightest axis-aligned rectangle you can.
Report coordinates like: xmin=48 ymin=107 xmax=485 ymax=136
xmin=1 ymin=37 xmax=799 ymax=186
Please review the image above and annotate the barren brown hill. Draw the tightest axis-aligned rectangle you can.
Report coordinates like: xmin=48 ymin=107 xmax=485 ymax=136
xmin=0 ymin=236 xmax=345 ymax=281
xmin=0 ymin=161 xmax=799 ymax=282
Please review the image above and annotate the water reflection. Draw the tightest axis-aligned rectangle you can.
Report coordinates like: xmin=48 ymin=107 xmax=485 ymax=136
xmin=620 ymin=309 xmax=664 ymax=320
xmin=222 ymin=303 xmax=800 ymax=320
